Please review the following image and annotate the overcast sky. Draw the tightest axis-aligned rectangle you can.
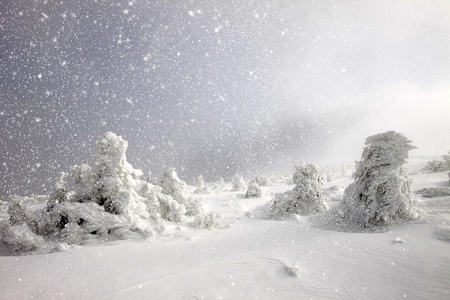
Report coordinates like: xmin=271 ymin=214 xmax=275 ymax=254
xmin=1 ymin=0 xmax=450 ymax=196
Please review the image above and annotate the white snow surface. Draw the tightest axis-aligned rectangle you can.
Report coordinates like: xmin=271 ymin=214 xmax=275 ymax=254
xmin=1 ymin=169 xmax=450 ymax=299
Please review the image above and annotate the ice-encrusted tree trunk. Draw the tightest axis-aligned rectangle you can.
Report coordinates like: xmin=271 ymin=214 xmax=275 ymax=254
xmin=341 ymin=131 xmax=418 ymax=227
xmin=270 ymin=164 xmax=327 ymax=217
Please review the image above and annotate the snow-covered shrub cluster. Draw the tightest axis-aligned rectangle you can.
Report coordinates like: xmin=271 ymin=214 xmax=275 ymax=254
xmin=249 ymin=176 xmax=272 ymax=187
xmin=207 ymin=177 xmax=228 ymax=192
xmin=425 ymin=160 xmax=448 ymax=172
xmin=341 ymin=131 xmax=418 ymax=228
xmin=424 ymin=150 xmax=450 ymax=172
xmin=1 ymin=132 xmax=221 ymax=253
xmin=270 ymin=164 xmax=328 ymax=218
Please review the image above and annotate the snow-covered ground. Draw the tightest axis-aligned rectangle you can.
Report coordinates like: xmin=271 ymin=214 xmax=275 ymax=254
xmin=0 ymin=167 xmax=449 ymax=299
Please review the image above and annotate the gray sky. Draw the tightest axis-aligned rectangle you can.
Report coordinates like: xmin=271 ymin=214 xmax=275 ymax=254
xmin=1 ymin=0 xmax=450 ymax=196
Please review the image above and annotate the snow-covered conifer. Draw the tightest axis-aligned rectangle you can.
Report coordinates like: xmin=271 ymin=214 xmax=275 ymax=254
xmin=270 ymin=164 xmax=327 ymax=217
xmin=341 ymin=131 xmax=418 ymax=227
xmin=71 ymin=164 xmax=95 ymax=202
xmin=197 ymin=175 xmax=205 ymax=190
xmin=91 ymin=132 xmax=142 ymax=213
xmin=232 ymin=174 xmax=247 ymax=191
xmin=194 ymin=175 xmax=212 ymax=194
xmin=47 ymin=172 xmax=68 ymax=209
xmin=159 ymin=168 xmax=203 ymax=216
xmin=160 ymin=168 xmax=190 ymax=202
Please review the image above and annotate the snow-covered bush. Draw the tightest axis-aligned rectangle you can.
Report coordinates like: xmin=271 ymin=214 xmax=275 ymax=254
xmin=196 ymin=175 xmax=205 ymax=189
xmin=444 ymin=151 xmax=450 ymax=167
xmin=3 ymin=223 xmax=46 ymax=252
xmin=90 ymin=132 xmax=145 ymax=215
xmin=425 ymin=160 xmax=448 ymax=172
xmin=249 ymin=176 xmax=272 ymax=187
xmin=232 ymin=174 xmax=247 ymax=191
xmin=424 ymin=150 xmax=450 ymax=172
xmin=320 ymin=168 xmax=336 ymax=182
xmin=159 ymin=168 xmax=204 ymax=216
xmin=246 ymin=184 xmax=263 ymax=198
xmin=1 ymin=132 xmax=221 ymax=254
xmin=160 ymin=168 xmax=190 ymax=201
xmin=270 ymin=164 xmax=327 ymax=218
xmin=193 ymin=175 xmax=212 ymax=194
xmin=71 ymin=164 xmax=95 ymax=202
xmin=193 ymin=211 xmax=222 ymax=229
xmin=341 ymin=131 xmax=418 ymax=228
xmin=49 ymin=172 xmax=68 ymax=205
xmin=1 ymin=195 xmax=48 ymax=252
xmin=209 ymin=177 xmax=227 ymax=191
xmin=216 ymin=177 xmax=225 ymax=187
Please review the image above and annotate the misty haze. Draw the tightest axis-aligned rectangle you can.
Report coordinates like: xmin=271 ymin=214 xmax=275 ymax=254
xmin=1 ymin=1 xmax=449 ymax=299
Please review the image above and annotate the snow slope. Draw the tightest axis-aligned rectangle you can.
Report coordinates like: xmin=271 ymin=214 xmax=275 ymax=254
xmin=1 ymin=170 xmax=449 ymax=299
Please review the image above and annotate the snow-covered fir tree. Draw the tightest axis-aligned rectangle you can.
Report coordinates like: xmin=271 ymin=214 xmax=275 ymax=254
xmin=232 ymin=174 xmax=247 ymax=191
xmin=341 ymin=131 xmax=418 ymax=227
xmin=160 ymin=168 xmax=190 ymax=204
xmin=270 ymin=164 xmax=327 ymax=217
xmin=90 ymin=132 xmax=145 ymax=214
xmin=48 ymin=172 xmax=68 ymax=209
xmin=193 ymin=175 xmax=212 ymax=194
xmin=210 ymin=177 xmax=226 ymax=191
